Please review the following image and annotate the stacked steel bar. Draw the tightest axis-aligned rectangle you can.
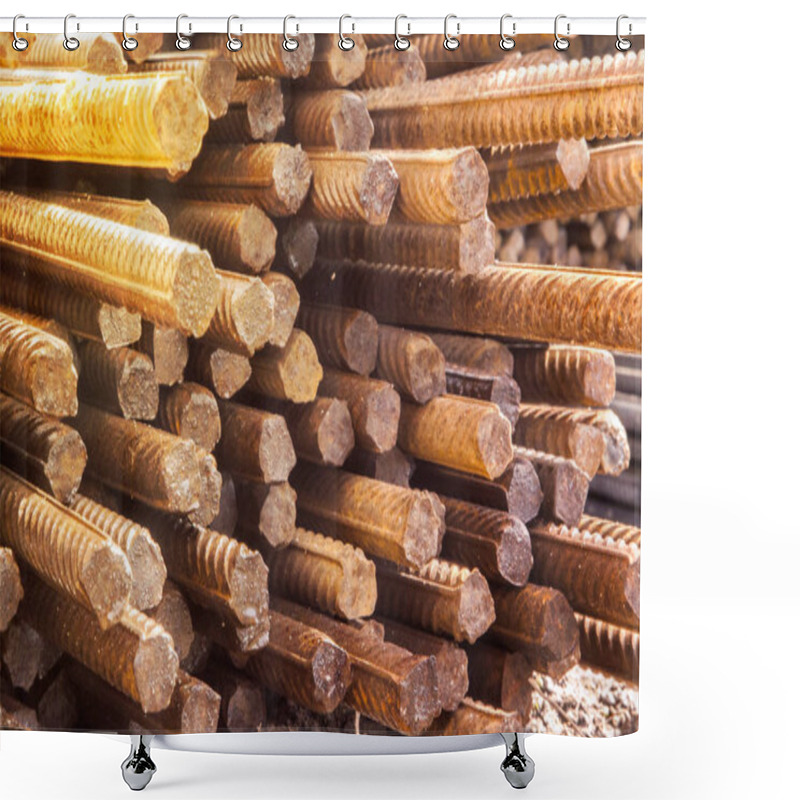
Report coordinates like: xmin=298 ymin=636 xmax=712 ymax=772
xmin=0 ymin=32 xmax=641 ymax=736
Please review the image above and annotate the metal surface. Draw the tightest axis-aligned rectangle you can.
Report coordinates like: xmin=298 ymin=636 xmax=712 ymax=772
xmin=500 ymin=732 xmax=535 ymax=789
xmin=121 ymin=735 xmax=156 ymax=791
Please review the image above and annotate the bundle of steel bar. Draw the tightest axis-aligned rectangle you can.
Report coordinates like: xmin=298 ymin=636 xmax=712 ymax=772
xmin=0 ymin=32 xmax=641 ymax=736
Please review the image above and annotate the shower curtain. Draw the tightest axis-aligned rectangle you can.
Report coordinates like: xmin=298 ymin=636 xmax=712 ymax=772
xmin=0 ymin=29 xmax=642 ymax=739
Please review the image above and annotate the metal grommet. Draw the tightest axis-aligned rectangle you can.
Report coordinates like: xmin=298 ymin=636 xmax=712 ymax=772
xmin=227 ymin=15 xmax=242 ymax=51
xmin=283 ymin=15 xmax=299 ymax=51
xmin=121 ymin=14 xmax=138 ymax=51
xmin=443 ymin=14 xmax=460 ymax=51
xmin=339 ymin=14 xmax=355 ymax=51
xmin=553 ymin=14 xmax=570 ymax=51
xmin=616 ymin=14 xmax=632 ymax=51
xmin=63 ymin=13 xmax=80 ymax=51
xmin=175 ymin=14 xmax=191 ymax=50
xmin=499 ymin=14 xmax=515 ymax=51
xmin=394 ymin=15 xmax=410 ymax=51
xmin=12 ymin=14 xmax=29 ymax=51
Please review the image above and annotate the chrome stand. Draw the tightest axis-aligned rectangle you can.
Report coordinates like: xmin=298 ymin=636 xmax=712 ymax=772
xmin=121 ymin=735 xmax=156 ymax=791
xmin=500 ymin=733 xmax=535 ymax=789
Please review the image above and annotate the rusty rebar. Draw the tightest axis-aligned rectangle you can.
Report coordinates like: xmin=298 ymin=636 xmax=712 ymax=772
xmin=187 ymin=451 xmax=223 ymax=528
xmin=148 ymin=580 xmax=195 ymax=662
xmin=157 ymin=382 xmax=221 ymax=453
xmin=301 ymin=260 xmax=642 ymax=353
xmin=13 ymin=32 xmax=126 ymax=74
xmin=300 ymin=34 xmax=367 ymax=89
xmin=0 ymin=191 xmax=220 ymax=337
xmin=131 ymin=51 xmax=238 ymax=120
xmin=488 ymin=141 xmax=643 ymax=228
xmin=258 ymin=396 xmax=355 ymax=467
xmin=483 ymin=139 xmax=590 ymax=204
xmin=512 ymin=344 xmax=616 ymax=407
xmin=529 ymin=519 xmax=640 ymax=629
xmin=575 ymin=612 xmax=639 ymax=681
xmin=207 ymin=77 xmax=285 ymax=143
xmin=69 ymin=491 xmax=166 ymax=612
xmin=248 ymin=329 xmax=322 ymax=403
xmin=203 ymin=270 xmax=276 ymax=356
xmin=266 ymin=527 xmax=377 ymax=620
xmin=235 ymin=480 xmax=297 ymax=549
xmin=0 ymin=72 xmax=209 ymax=175
xmin=343 ymin=447 xmax=415 ymax=488
xmin=364 ymin=51 xmax=644 ymax=149
xmin=210 ymin=473 xmax=238 ymax=537
xmin=188 ymin=342 xmax=252 ymax=399
xmin=136 ymin=323 xmax=188 ymax=386
xmin=227 ymin=33 xmax=315 ymax=79
xmin=427 ymin=332 xmax=513 ymax=377
xmin=76 ymin=339 xmax=158 ymax=420
xmin=287 ymin=90 xmax=374 ymax=151
xmin=216 ymin=399 xmax=296 ymax=483
xmin=0 ymin=392 xmax=86 ymax=504
xmin=353 ymin=43 xmax=426 ymax=90
xmin=19 ymin=576 xmax=178 ymax=714
xmin=374 ymin=557 xmax=496 ymax=644
xmin=0 ymin=466 xmax=132 ymax=628
xmin=27 ymin=190 xmax=170 ymax=235
xmin=377 ymin=147 xmax=489 ymax=225
xmin=259 ymin=273 xmax=300 ymax=348
xmin=411 ymin=456 xmax=542 ymax=524
xmin=0 ymin=617 xmax=59 ymax=692
xmin=73 ymin=403 xmax=203 ymax=513
xmin=199 ymin=658 xmax=263 ymax=732
xmin=579 ymin=515 xmax=641 ymax=548
xmin=161 ymin=200 xmax=277 ymax=276
xmin=426 ymin=697 xmax=521 ymax=735
xmin=244 ymin=609 xmax=351 ymax=714
xmin=136 ymin=507 xmax=269 ymax=628
xmin=183 ymin=143 xmax=312 ymax=217
xmin=465 ymin=640 xmax=539 ymax=716
xmin=488 ymin=583 xmax=580 ymax=670
xmin=0 ymin=264 xmax=141 ymax=350
xmin=295 ymin=303 xmax=379 ymax=377
xmin=273 ymin=597 xmax=440 ymax=734
xmin=514 ymin=405 xmax=606 ymax=478
xmin=398 ymin=394 xmax=513 ymax=480
xmin=0 ymin=546 xmax=23 ymax=633
xmin=517 ymin=404 xmax=630 ymax=476
xmin=444 ymin=362 xmax=521 ymax=427
xmin=513 ymin=446 xmax=589 ymax=527
xmin=438 ymin=496 xmax=534 ymax=587
xmin=273 ymin=218 xmax=318 ymax=279
xmin=313 ymin=215 xmax=496 ymax=273
xmin=0 ymin=309 xmax=78 ymax=418
xmin=292 ymin=463 xmax=444 ymax=569
xmin=304 ymin=151 xmax=399 ymax=226
xmin=375 ymin=325 xmax=446 ymax=404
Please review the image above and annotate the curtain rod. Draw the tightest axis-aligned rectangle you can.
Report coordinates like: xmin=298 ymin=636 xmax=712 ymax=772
xmin=0 ymin=16 xmax=646 ymax=36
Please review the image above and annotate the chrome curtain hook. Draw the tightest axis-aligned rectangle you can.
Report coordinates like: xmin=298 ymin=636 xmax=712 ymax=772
xmin=121 ymin=14 xmax=138 ymax=51
xmin=394 ymin=15 xmax=410 ymax=51
xmin=339 ymin=14 xmax=355 ymax=51
xmin=63 ymin=13 xmax=80 ymax=51
xmin=616 ymin=14 xmax=632 ymax=51
xmin=443 ymin=14 xmax=460 ymax=51
xmin=176 ymin=14 xmax=191 ymax=50
xmin=553 ymin=14 xmax=570 ymax=51
xmin=283 ymin=15 xmax=299 ymax=51
xmin=12 ymin=14 xmax=29 ymax=51
xmin=499 ymin=14 xmax=515 ymax=51
xmin=227 ymin=15 xmax=242 ymax=51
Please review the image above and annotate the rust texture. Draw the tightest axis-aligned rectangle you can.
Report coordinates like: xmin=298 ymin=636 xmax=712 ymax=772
xmin=235 ymin=480 xmax=297 ymax=549
xmin=266 ymin=527 xmax=377 ymax=620
xmin=374 ymin=558 xmax=496 ymax=644
xmin=575 ymin=612 xmax=639 ymax=681
xmin=314 ymin=215 xmax=496 ymax=273
xmin=353 ymin=43 xmax=427 ymax=90
xmin=188 ymin=342 xmax=252 ymax=399
xmin=287 ymin=90 xmax=374 ymax=151
xmin=0 ymin=546 xmax=24 ymax=633
xmin=157 ymin=382 xmax=221 ymax=453
xmin=0 ymin=192 xmax=220 ymax=337
xmin=292 ymin=463 xmax=444 ymax=569
xmin=300 ymin=34 xmax=368 ymax=89
xmin=228 ymin=33 xmax=315 ymax=79
xmin=296 ymin=303 xmax=379 ymax=377
xmin=12 ymin=32 xmax=126 ymax=74
xmin=375 ymin=325 xmax=446 ymax=404
xmin=0 ymin=466 xmax=131 ymax=628
xmin=301 ymin=260 xmax=642 ymax=353
xmin=137 ymin=323 xmax=188 ymax=386
xmin=444 ymin=362 xmax=521 ymax=427
xmin=0 ymin=392 xmax=87 ymax=504
xmin=0 ymin=72 xmax=209 ymax=175
xmin=398 ymin=394 xmax=513 ymax=480
xmin=428 ymin=333 xmax=513 ymax=377
xmin=363 ymin=51 xmax=644 ymax=149
xmin=248 ymin=329 xmax=322 ymax=403
xmin=529 ymin=519 xmax=640 ymax=629
xmin=207 ymin=77 xmax=285 ymax=143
